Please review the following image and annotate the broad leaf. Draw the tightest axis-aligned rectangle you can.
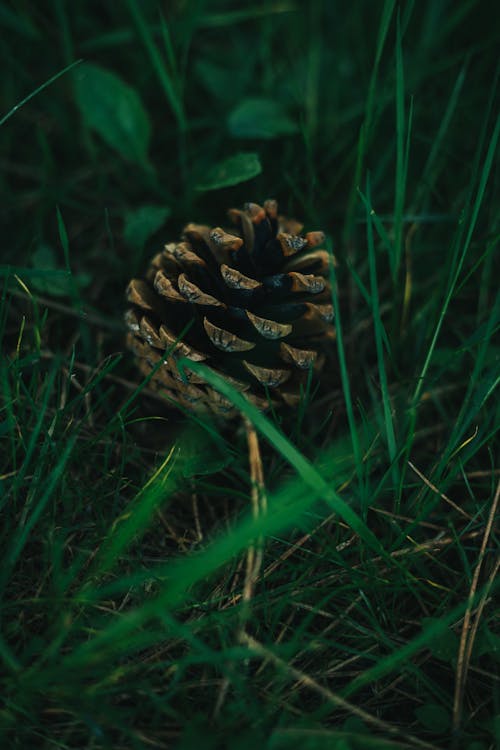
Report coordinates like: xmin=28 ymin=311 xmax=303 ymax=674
xmin=123 ymin=205 xmax=171 ymax=250
xmin=74 ymin=63 xmax=151 ymax=166
xmin=196 ymin=152 xmax=261 ymax=191
xmin=228 ymin=98 xmax=299 ymax=139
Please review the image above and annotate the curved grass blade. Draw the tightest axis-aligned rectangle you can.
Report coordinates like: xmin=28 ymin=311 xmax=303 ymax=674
xmin=0 ymin=59 xmax=82 ymax=127
xmin=179 ymin=358 xmax=388 ymax=561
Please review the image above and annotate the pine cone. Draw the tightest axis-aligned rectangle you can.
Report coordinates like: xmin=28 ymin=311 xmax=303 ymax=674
xmin=125 ymin=200 xmax=334 ymax=418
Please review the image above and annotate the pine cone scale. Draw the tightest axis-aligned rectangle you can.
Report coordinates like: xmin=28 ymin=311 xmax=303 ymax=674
xmin=126 ymin=200 xmax=334 ymax=417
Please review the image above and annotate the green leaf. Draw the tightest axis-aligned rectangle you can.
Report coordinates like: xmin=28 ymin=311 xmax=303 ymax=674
xmin=123 ymin=205 xmax=171 ymax=250
xmin=228 ymin=98 xmax=299 ymax=139
xmin=414 ymin=703 xmax=450 ymax=733
xmin=196 ymin=152 xmax=262 ymax=191
xmin=73 ymin=62 xmax=151 ymax=165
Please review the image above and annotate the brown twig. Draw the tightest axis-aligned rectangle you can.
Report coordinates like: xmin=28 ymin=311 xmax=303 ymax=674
xmin=213 ymin=417 xmax=267 ymax=719
xmin=242 ymin=417 xmax=266 ymax=605
xmin=9 ymin=287 xmax=123 ymax=331
xmin=240 ymin=633 xmax=440 ymax=750
xmin=452 ymin=479 xmax=500 ymax=733
xmin=408 ymin=460 xmax=473 ymax=521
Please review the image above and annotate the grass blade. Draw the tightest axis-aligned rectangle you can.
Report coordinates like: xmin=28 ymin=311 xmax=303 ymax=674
xmin=0 ymin=60 xmax=82 ymax=127
xmin=393 ymin=10 xmax=406 ymax=281
xmin=412 ymin=108 xmax=500 ymax=409
xmin=0 ymin=434 xmax=78 ymax=594
xmin=124 ymin=0 xmax=185 ymax=131
xmin=180 ymin=359 xmax=388 ymax=561
xmin=342 ymin=575 xmax=500 ymax=700
xmin=365 ymin=176 xmax=399 ymax=494
xmin=328 ymin=239 xmax=364 ymax=499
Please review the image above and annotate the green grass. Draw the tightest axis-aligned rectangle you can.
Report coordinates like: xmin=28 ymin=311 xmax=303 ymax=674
xmin=1 ymin=1 xmax=499 ymax=748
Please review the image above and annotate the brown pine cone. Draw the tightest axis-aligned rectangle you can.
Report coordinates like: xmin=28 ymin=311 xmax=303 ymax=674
xmin=125 ymin=200 xmax=334 ymax=418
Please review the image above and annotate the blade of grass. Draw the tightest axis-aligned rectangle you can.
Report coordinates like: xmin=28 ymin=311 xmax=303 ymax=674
xmin=412 ymin=62 xmax=467 ymax=211
xmin=88 ymin=443 xmax=178 ymax=578
xmin=392 ymin=10 xmax=406 ymax=281
xmin=343 ymin=0 xmax=396 ymax=242
xmin=124 ymin=0 xmax=185 ymax=131
xmin=124 ymin=0 xmax=188 ymax=191
xmin=0 ymin=357 xmax=18 ymax=488
xmin=445 ymin=292 xmax=500 ymax=455
xmin=0 ymin=633 xmax=20 ymax=674
xmin=412 ymin=108 xmax=500 ymax=410
xmin=52 ymin=0 xmax=74 ymax=66
xmin=180 ymin=359 xmax=386 ymax=561
xmin=328 ymin=239 xmax=365 ymax=502
xmin=365 ymin=176 xmax=399 ymax=495
xmin=3 ymin=365 xmax=58 ymax=506
xmin=341 ymin=574 xmax=500 ymax=701
xmin=0 ymin=433 xmax=78 ymax=595
xmin=61 ymin=484 xmax=325 ymax=667
xmin=0 ymin=59 xmax=82 ymax=127
xmin=245 ymin=634 xmax=438 ymax=750
xmin=56 ymin=207 xmax=93 ymax=360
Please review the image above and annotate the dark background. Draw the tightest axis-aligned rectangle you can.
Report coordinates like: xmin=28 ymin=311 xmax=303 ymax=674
xmin=1 ymin=2 xmax=499 ymax=748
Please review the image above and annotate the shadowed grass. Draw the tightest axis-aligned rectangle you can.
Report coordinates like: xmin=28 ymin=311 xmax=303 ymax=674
xmin=0 ymin=1 xmax=498 ymax=748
